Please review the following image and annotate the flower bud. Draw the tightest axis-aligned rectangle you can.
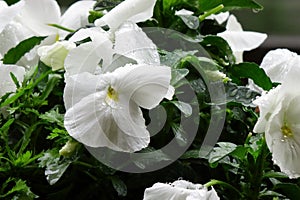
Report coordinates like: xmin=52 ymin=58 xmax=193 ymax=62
xmin=38 ymin=41 xmax=76 ymax=71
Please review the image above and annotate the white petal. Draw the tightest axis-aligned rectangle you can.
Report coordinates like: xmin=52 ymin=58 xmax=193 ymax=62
xmin=64 ymin=39 xmax=113 ymax=76
xmin=114 ymin=21 xmax=160 ymax=65
xmin=206 ymin=12 xmax=229 ymax=24
xmin=143 ymin=180 xmax=220 ymax=200
xmin=0 ymin=64 xmax=25 ymax=97
xmin=63 ymin=72 xmax=107 ymax=110
xmin=16 ymin=0 xmax=60 ymax=36
xmin=60 ymin=1 xmax=95 ymax=31
xmin=218 ymin=31 xmax=267 ymax=52
xmin=265 ymin=96 xmax=300 ymax=178
xmin=175 ymin=9 xmax=194 ymax=16
xmin=165 ymin=86 xmax=175 ymax=100
xmin=112 ymin=98 xmax=149 ymax=138
xmin=0 ymin=0 xmax=24 ymax=32
xmin=226 ymin=15 xmax=243 ymax=31
xmin=113 ymin=64 xmax=171 ymax=109
xmin=94 ymin=0 xmax=156 ymax=30
xmin=0 ymin=21 xmax=33 ymax=57
xmin=38 ymin=41 xmax=76 ymax=71
xmin=64 ymin=92 xmax=149 ymax=152
xmin=253 ymin=86 xmax=282 ymax=133
xmin=260 ymin=48 xmax=298 ymax=83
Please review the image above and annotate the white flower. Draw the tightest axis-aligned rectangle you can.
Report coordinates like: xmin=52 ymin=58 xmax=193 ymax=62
xmin=37 ymin=41 xmax=76 ymax=71
xmin=253 ymin=58 xmax=300 ymax=178
xmin=143 ymin=180 xmax=220 ymax=200
xmin=217 ymin=15 xmax=267 ymax=63
xmin=0 ymin=63 xmax=25 ymax=98
xmin=0 ymin=0 xmax=95 ymax=67
xmin=259 ymin=48 xmax=298 ymax=83
xmin=94 ymin=0 xmax=157 ymax=31
xmin=64 ymin=64 xmax=171 ymax=152
xmin=248 ymin=49 xmax=299 ymax=94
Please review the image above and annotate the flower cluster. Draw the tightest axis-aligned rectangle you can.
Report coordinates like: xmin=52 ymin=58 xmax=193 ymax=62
xmin=2 ymin=0 xmax=300 ymax=199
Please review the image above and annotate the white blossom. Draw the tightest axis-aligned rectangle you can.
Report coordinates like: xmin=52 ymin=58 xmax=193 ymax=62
xmin=64 ymin=64 xmax=171 ymax=152
xmin=217 ymin=15 xmax=267 ymax=63
xmin=143 ymin=180 xmax=220 ymax=200
xmin=253 ymin=58 xmax=300 ymax=178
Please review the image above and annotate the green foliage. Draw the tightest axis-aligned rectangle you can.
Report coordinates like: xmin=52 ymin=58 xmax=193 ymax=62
xmin=228 ymin=62 xmax=273 ymax=91
xmin=2 ymin=36 xmax=46 ymax=65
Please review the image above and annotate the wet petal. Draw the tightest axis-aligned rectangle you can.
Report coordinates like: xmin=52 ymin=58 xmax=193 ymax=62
xmin=16 ymin=0 xmax=60 ymax=36
xmin=95 ymin=0 xmax=156 ymax=30
xmin=114 ymin=21 xmax=160 ymax=65
xmin=64 ymin=92 xmax=149 ymax=152
xmin=63 ymin=72 xmax=107 ymax=110
xmin=0 ymin=0 xmax=24 ymax=32
xmin=0 ymin=64 xmax=25 ymax=97
xmin=60 ymin=1 xmax=95 ymax=31
xmin=64 ymin=39 xmax=113 ymax=76
xmin=260 ymin=48 xmax=298 ymax=83
xmin=113 ymin=64 xmax=171 ymax=109
xmin=218 ymin=31 xmax=267 ymax=52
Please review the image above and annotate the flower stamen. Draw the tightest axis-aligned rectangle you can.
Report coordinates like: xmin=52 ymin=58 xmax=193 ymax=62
xmin=281 ymin=124 xmax=293 ymax=138
xmin=107 ymin=86 xmax=118 ymax=101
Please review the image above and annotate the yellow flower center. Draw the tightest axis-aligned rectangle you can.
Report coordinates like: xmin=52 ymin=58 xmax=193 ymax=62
xmin=281 ymin=124 xmax=293 ymax=138
xmin=107 ymin=86 xmax=118 ymax=101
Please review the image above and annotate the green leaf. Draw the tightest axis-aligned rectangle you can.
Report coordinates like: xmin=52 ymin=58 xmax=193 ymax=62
xmin=180 ymin=149 xmax=201 ymax=159
xmin=198 ymin=0 xmax=262 ymax=12
xmin=200 ymin=36 xmax=235 ymax=66
xmin=131 ymin=147 xmax=170 ymax=169
xmin=171 ymin=101 xmax=192 ymax=117
xmin=171 ymin=123 xmax=188 ymax=146
xmin=160 ymin=49 xmax=198 ymax=68
xmin=3 ymin=0 xmax=20 ymax=6
xmin=13 ymin=151 xmax=41 ymax=167
xmin=177 ymin=14 xmax=199 ymax=29
xmin=274 ymin=183 xmax=300 ymax=200
xmin=39 ymin=74 xmax=61 ymax=101
xmin=263 ymin=171 xmax=289 ymax=179
xmin=171 ymin=68 xmax=189 ymax=87
xmin=0 ymin=178 xmax=38 ymax=199
xmin=2 ymin=36 xmax=46 ymax=64
xmin=110 ymin=176 xmax=127 ymax=197
xmin=225 ymin=82 xmax=260 ymax=107
xmin=259 ymin=190 xmax=285 ymax=198
xmin=208 ymin=142 xmax=237 ymax=166
xmin=228 ymin=62 xmax=273 ymax=91
xmin=222 ymin=0 xmax=263 ymax=11
xmin=39 ymin=108 xmax=64 ymax=127
xmin=38 ymin=149 xmax=71 ymax=185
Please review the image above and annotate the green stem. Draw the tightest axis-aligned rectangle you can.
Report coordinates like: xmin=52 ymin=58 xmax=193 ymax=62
xmin=199 ymin=4 xmax=224 ymax=22
xmin=204 ymin=179 xmax=242 ymax=197
xmin=47 ymin=24 xmax=75 ymax=33
xmin=73 ymin=161 xmax=96 ymax=169
xmin=248 ymin=136 xmax=268 ymax=200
